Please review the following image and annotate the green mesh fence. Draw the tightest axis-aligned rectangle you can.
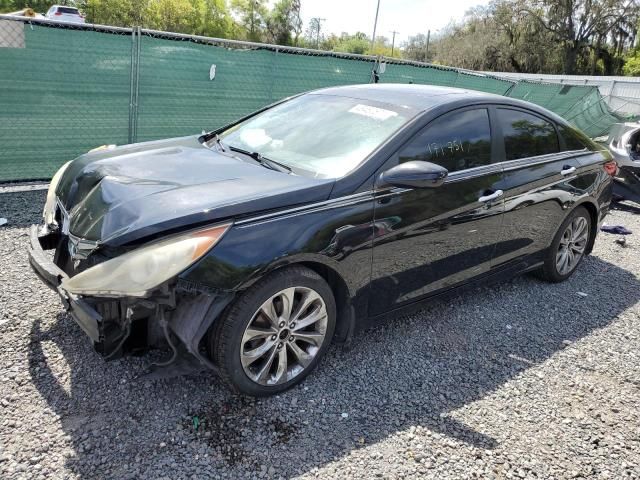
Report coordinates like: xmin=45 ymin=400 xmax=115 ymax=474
xmin=505 ymin=81 xmax=625 ymax=137
xmin=270 ymin=52 xmax=374 ymax=99
xmin=136 ymin=39 xmax=276 ymax=141
xmin=0 ymin=19 xmax=133 ymax=180
xmin=135 ymin=34 xmax=376 ymax=142
xmin=378 ymin=63 xmax=514 ymax=96
xmin=380 ymin=63 xmax=459 ymax=87
xmin=0 ymin=16 xmax=632 ymax=182
xmin=564 ymin=88 xmax=626 ymax=138
xmin=454 ymin=71 xmax=514 ymax=95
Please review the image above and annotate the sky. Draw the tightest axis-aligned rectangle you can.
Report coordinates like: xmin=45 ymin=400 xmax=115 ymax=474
xmin=299 ymin=0 xmax=491 ymax=45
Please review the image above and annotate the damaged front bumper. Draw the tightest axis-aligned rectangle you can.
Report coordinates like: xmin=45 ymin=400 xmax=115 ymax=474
xmin=28 ymin=225 xmax=102 ymax=343
xmin=28 ymin=224 xmax=135 ymax=356
xmin=28 ymin=224 xmax=233 ymax=372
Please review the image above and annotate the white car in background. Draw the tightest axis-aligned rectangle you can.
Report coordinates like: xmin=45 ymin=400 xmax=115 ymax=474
xmin=45 ymin=5 xmax=85 ymax=23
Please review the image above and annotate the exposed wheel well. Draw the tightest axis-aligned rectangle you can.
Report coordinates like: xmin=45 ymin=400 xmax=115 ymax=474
xmin=298 ymin=261 xmax=354 ymax=343
xmin=579 ymin=201 xmax=599 ymax=255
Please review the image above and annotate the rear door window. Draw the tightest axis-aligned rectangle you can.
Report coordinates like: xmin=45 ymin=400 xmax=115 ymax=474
xmin=559 ymin=124 xmax=596 ymax=151
xmin=398 ymin=108 xmax=492 ymax=172
xmin=497 ymin=109 xmax=559 ymax=160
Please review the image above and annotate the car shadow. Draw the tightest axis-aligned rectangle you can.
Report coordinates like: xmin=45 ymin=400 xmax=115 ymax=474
xmin=26 ymin=254 xmax=640 ymax=478
xmin=0 ymin=188 xmax=47 ymax=228
xmin=612 ymin=200 xmax=640 ymax=215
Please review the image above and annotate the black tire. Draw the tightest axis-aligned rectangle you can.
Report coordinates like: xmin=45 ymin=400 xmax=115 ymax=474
xmin=208 ymin=266 xmax=336 ymax=396
xmin=537 ymin=206 xmax=591 ymax=283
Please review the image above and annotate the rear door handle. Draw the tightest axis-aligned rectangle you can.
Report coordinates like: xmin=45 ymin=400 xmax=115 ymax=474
xmin=478 ymin=190 xmax=503 ymax=202
xmin=561 ymin=166 xmax=576 ymax=175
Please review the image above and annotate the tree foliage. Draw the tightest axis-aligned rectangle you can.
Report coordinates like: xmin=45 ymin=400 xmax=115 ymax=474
xmin=265 ymin=0 xmax=301 ymax=45
xmin=624 ymin=48 xmax=640 ymax=75
xmin=3 ymin=0 xmax=303 ymax=45
xmin=403 ymin=33 xmax=432 ymax=63
xmin=418 ymin=0 xmax=640 ymax=75
xmin=231 ymin=0 xmax=267 ymax=42
xmin=332 ymin=32 xmax=370 ymax=55
xmin=3 ymin=0 xmax=639 ymax=75
xmin=0 ymin=0 xmax=15 ymax=12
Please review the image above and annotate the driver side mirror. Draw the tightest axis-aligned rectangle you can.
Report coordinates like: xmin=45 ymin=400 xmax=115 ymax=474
xmin=379 ymin=161 xmax=448 ymax=189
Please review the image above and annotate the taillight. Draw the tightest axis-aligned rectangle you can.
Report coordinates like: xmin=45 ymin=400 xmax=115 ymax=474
xmin=604 ymin=160 xmax=618 ymax=176
xmin=54 ymin=12 xmax=62 ymax=15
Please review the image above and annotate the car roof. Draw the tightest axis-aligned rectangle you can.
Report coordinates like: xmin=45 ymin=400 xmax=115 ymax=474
xmin=311 ymin=84 xmax=500 ymax=111
xmin=310 ymin=83 xmax=571 ymax=126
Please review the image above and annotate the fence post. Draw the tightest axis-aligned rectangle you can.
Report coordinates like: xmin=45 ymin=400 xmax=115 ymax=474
xmin=269 ymin=47 xmax=278 ymax=103
xmin=128 ymin=26 xmax=137 ymax=144
xmin=132 ymin=26 xmax=142 ymax=143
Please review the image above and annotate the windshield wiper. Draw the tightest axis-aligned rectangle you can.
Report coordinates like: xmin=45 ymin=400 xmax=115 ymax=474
xmin=227 ymin=145 xmax=292 ymax=174
xmin=205 ymin=134 xmax=226 ymax=152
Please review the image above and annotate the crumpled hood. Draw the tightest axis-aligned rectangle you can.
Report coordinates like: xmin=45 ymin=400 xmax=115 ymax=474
xmin=56 ymin=136 xmax=334 ymax=246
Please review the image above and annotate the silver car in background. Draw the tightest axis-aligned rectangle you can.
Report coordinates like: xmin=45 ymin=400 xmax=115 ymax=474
xmin=606 ymin=122 xmax=640 ymax=204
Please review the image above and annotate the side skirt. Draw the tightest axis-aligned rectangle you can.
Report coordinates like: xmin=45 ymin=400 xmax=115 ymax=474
xmin=356 ymin=257 xmax=544 ymax=332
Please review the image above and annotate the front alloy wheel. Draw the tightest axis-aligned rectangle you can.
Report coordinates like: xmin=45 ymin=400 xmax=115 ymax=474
xmin=241 ymin=287 xmax=329 ymax=386
xmin=209 ymin=266 xmax=336 ymax=396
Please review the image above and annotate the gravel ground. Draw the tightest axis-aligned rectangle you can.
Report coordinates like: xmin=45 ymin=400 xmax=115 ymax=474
xmin=1 ymin=189 xmax=639 ymax=480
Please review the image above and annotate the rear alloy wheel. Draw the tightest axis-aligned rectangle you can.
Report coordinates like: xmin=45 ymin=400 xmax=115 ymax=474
xmin=209 ymin=266 xmax=336 ymax=396
xmin=555 ymin=216 xmax=589 ymax=276
xmin=538 ymin=206 xmax=591 ymax=282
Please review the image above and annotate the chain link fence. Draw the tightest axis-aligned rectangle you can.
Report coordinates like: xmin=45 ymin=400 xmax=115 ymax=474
xmin=0 ymin=15 xmax=635 ymax=182
xmin=0 ymin=17 xmax=133 ymax=181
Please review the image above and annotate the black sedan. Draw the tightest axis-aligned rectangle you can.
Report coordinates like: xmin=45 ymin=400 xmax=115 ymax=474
xmin=29 ymin=84 xmax=616 ymax=396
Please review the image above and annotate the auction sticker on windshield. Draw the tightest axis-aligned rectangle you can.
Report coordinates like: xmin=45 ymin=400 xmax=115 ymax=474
xmin=348 ymin=104 xmax=398 ymax=121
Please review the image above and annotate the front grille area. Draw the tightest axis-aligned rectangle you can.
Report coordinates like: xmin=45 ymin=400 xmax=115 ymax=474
xmin=94 ymin=300 xmax=122 ymax=323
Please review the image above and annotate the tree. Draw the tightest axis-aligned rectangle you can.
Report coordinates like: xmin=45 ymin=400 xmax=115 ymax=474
xmin=333 ymin=32 xmax=370 ymax=54
xmin=265 ymin=0 xmax=300 ymax=46
xmin=369 ymin=35 xmax=400 ymax=57
xmin=318 ymin=32 xmax=339 ymax=50
xmin=85 ymin=0 xmax=233 ymax=37
xmin=11 ymin=0 xmax=54 ymax=13
xmin=428 ymin=0 xmax=638 ymax=75
xmin=290 ymin=0 xmax=302 ymax=45
xmin=85 ymin=0 xmax=146 ymax=26
xmin=404 ymin=33 xmax=432 ymax=62
xmin=518 ymin=0 xmax=639 ymax=74
xmin=305 ymin=17 xmax=324 ymax=48
xmin=187 ymin=0 xmax=234 ymax=37
xmin=231 ymin=0 xmax=267 ymax=42
xmin=624 ymin=50 xmax=640 ymax=75
xmin=0 ymin=0 xmax=15 ymax=13
xmin=143 ymin=0 xmax=193 ymax=33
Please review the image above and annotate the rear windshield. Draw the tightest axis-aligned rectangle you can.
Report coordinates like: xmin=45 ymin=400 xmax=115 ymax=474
xmin=57 ymin=7 xmax=79 ymax=14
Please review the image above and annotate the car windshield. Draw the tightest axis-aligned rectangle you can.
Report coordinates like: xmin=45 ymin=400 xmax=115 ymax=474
xmin=58 ymin=7 xmax=79 ymax=13
xmin=219 ymin=94 xmax=415 ymax=178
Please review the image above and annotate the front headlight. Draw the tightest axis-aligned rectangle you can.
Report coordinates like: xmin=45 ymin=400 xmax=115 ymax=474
xmin=43 ymin=161 xmax=72 ymax=225
xmin=61 ymin=223 xmax=231 ymax=297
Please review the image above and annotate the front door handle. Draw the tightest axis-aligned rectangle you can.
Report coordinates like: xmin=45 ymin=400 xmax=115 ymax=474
xmin=561 ymin=166 xmax=576 ymax=175
xmin=478 ymin=189 xmax=504 ymax=202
